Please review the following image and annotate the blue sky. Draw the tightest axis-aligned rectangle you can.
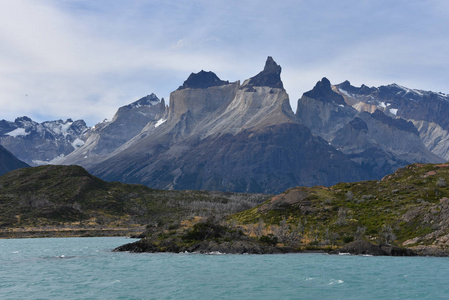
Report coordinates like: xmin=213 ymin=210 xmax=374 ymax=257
xmin=1 ymin=0 xmax=448 ymax=125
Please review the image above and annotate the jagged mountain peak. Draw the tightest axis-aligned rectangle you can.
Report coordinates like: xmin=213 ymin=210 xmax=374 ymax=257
xmin=14 ymin=116 xmax=33 ymax=125
xmin=378 ymin=83 xmax=428 ymax=101
xmin=336 ymin=81 xmax=375 ymax=96
xmin=0 ymin=116 xmax=89 ymax=166
xmin=177 ymin=70 xmax=230 ymax=90
xmin=245 ymin=56 xmax=283 ymax=89
xmin=303 ymin=77 xmax=345 ymax=105
xmin=263 ymin=56 xmax=281 ymax=73
xmin=125 ymin=94 xmax=160 ymax=109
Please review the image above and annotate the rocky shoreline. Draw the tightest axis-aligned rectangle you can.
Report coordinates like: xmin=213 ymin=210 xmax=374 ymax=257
xmin=114 ymin=234 xmax=449 ymax=256
xmin=114 ymin=238 xmax=289 ymax=254
xmin=329 ymin=240 xmax=416 ymax=256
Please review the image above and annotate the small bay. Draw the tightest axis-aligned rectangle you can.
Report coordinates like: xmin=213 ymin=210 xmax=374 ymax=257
xmin=1 ymin=237 xmax=448 ymax=299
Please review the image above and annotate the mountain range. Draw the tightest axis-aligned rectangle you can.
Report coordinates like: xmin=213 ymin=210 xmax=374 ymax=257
xmin=1 ymin=57 xmax=447 ymax=193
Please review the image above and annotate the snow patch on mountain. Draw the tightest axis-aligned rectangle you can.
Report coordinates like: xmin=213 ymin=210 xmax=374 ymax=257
xmin=155 ymin=118 xmax=167 ymax=128
xmin=6 ymin=128 xmax=29 ymax=137
xmin=43 ymin=120 xmax=74 ymax=137
xmin=338 ymin=88 xmax=352 ymax=98
xmin=71 ymin=138 xmax=85 ymax=148
xmin=32 ymin=154 xmax=66 ymax=166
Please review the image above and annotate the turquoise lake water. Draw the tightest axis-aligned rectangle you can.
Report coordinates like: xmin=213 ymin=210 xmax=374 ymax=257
xmin=1 ymin=237 xmax=448 ymax=299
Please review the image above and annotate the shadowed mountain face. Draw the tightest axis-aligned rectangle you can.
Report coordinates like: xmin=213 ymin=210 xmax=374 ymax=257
xmin=245 ymin=56 xmax=284 ymax=89
xmin=335 ymin=81 xmax=449 ymax=160
xmin=89 ymin=57 xmax=367 ymax=193
xmin=0 ymin=145 xmax=29 ymax=176
xmin=297 ymin=78 xmax=444 ymax=180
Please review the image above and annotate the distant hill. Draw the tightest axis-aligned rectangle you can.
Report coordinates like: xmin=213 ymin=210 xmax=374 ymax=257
xmin=0 ymin=145 xmax=28 ymax=176
xmin=0 ymin=165 xmax=270 ymax=238
xmin=230 ymin=162 xmax=449 ymax=256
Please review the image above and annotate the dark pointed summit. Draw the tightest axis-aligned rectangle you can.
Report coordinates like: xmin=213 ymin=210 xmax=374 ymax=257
xmin=303 ymin=77 xmax=345 ymax=105
xmin=178 ymin=70 xmax=229 ymax=90
xmin=246 ymin=56 xmax=284 ymax=89
xmin=336 ymin=81 xmax=375 ymax=95
xmin=125 ymin=94 xmax=160 ymax=109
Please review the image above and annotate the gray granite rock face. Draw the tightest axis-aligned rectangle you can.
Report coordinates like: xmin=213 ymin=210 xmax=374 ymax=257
xmin=5 ymin=57 xmax=446 ymax=193
xmin=60 ymin=94 xmax=167 ymax=168
xmin=297 ymin=78 xmax=444 ymax=180
xmin=335 ymin=81 xmax=449 ymax=160
xmin=89 ymin=57 xmax=367 ymax=193
xmin=0 ymin=117 xmax=88 ymax=166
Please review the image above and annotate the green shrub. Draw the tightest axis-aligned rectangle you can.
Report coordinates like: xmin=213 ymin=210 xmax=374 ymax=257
xmin=342 ymin=235 xmax=354 ymax=243
xmin=259 ymin=234 xmax=278 ymax=246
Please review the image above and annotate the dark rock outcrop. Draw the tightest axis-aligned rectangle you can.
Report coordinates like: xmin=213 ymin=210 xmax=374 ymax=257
xmin=115 ymin=238 xmax=285 ymax=254
xmin=302 ymin=77 xmax=345 ymax=106
xmin=114 ymin=221 xmax=285 ymax=254
xmin=178 ymin=70 xmax=230 ymax=90
xmin=245 ymin=56 xmax=283 ymax=89
xmin=296 ymin=78 xmax=356 ymax=141
xmin=331 ymin=240 xmax=416 ymax=256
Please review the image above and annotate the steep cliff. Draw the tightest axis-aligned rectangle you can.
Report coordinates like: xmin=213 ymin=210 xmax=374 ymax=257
xmin=60 ymin=94 xmax=167 ymax=167
xmin=335 ymin=81 xmax=449 ymax=160
xmin=90 ymin=57 xmax=366 ymax=193
xmin=297 ymin=78 xmax=444 ymax=179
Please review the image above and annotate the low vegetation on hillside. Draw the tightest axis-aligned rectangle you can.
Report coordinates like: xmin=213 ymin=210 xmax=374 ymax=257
xmin=229 ymin=163 xmax=449 ymax=254
xmin=3 ymin=163 xmax=449 ymax=255
xmin=0 ymin=165 xmax=270 ymax=237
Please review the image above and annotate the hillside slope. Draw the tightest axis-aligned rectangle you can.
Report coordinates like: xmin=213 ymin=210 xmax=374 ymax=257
xmin=231 ymin=163 xmax=449 ymax=255
xmin=0 ymin=165 xmax=270 ymax=237
xmin=0 ymin=145 xmax=29 ymax=176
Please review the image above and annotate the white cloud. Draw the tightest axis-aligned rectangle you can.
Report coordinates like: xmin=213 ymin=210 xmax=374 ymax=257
xmin=0 ymin=0 xmax=448 ymax=125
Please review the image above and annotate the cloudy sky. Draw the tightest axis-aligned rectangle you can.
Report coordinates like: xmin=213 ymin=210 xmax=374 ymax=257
xmin=1 ymin=0 xmax=448 ymax=125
